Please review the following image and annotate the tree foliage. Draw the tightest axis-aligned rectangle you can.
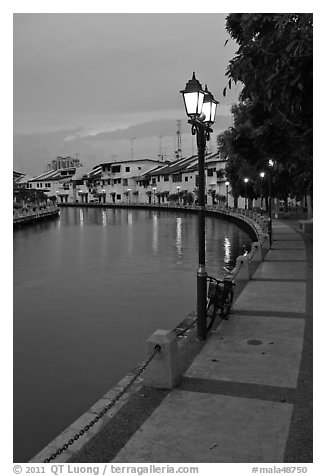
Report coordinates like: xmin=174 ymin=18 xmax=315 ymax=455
xmin=220 ymin=13 xmax=313 ymax=201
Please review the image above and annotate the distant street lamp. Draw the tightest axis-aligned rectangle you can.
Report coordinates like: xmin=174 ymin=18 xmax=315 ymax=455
xmin=268 ymin=160 xmax=275 ymax=248
xmin=181 ymin=72 xmax=218 ymax=340
xmin=225 ymin=181 xmax=229 ymax=209
xmin=244 ymin=178 xmax=249 ymax=209
xmin=259 ymin=173 xmax=265 ymax=211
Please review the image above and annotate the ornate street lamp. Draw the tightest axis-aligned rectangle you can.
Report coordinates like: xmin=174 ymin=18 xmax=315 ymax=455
xmin=225 ymin=181 xmax=229 ymax=209
xmin=268 ymin=160 xmax=275 ymax=248
xmin=181 ymin=72 xmax=219 ymax=340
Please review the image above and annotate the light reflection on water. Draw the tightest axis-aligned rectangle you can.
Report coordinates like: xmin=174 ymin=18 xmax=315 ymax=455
xmin=224 ymin=236 xmax=232 ymax=265
xmin=13 ymin=207 xmax=252 ymax=462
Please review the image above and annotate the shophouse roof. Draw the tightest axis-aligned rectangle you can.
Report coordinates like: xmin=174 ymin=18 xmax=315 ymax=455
xmin=29 ymin=167 xmax=77 ymax=182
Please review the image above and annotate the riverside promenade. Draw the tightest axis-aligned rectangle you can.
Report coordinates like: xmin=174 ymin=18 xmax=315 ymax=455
xmin=13 ymin=205 xmax=60 ymax=226
xmin=32 ymin=217 xmax=312 ymax=464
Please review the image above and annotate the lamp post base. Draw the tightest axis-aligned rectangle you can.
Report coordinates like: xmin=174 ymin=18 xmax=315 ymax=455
xmin=197 ymin=265 xmax=207 ymax=340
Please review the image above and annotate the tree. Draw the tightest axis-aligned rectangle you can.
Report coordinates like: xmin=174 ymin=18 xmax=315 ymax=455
xmin=220 ymin=14 xmax=312 ymax=214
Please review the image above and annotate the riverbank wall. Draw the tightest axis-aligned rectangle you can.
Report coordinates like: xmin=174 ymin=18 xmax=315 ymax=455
xmin=13 ymin=205 xmax=60 ymax=227
xmin=30 ymin=205 xmax=270 ymax=463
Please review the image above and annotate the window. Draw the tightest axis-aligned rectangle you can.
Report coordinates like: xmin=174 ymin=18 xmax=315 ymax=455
xmin=157 ymin=176 xmax=160 ymax=182
xmin=138 ymin=166 xmax=142 ymax=170
xmin=164 ymin=176 xmax=169 ymax=182
xmin=123 ymin=179 xmax=128 ymax=186
xmin=207 ymin=169 xmax=214 ymax=177
xmin=185 ymin=176 xmax=189 ymax=182
xmin=125 ymin=167 xmax=130 ymax=172
xmin=172 ymin=173 xmax=182 ymax=183
xmin=195 ymin=175 xmax=199 ymax=186
xmin=117 ymin=194 xmax=121 ymax=200
xmin=112 ymin=165 xmax=121 ymax=173
xmin=152 ymin=178 xmax=156 ymax=185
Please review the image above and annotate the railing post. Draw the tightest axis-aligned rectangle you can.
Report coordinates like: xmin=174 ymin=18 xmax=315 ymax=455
xmin=234 ymin=255 xmax=250 ymax=281
xmin=249 ymin=242 xmax=263 ymax=262
xmin=143 ymin=330 xmax=181 ymax=389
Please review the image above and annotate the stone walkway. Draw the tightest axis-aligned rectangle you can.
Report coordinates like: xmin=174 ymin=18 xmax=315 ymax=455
xmin=39 ymin=219 xmax=312 ymax=464
xmin=109 ymin=220 xmax=312 ymax=463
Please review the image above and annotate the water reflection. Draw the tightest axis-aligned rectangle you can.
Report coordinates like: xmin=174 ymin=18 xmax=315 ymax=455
xmin=224 ymin=236 xmax=231 ymax=265
xmin=152 ymin=214 xmax=158 ymax=253
xmin=102 ymin=210 xmax=107 ymax=227
xmin=176 ymin=217 xmax=182 ymax=259
xmin=79 ymin=209 xmax=84 ymax=227
xmin=127 ymin=213 xmax=133 ymax=255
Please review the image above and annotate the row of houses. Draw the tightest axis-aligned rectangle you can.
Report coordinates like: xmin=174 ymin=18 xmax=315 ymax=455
xmin=14 ymin=153 xmax=239 ymax=207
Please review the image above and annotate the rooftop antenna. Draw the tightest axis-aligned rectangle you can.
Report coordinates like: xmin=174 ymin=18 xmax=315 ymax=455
xmin=130 ymin=137 xmax=136 ymax=160
xmin=175 ymin=120 xmax=182 ymax=160
xmin=158 ymin=135 xmax=164 ymax=160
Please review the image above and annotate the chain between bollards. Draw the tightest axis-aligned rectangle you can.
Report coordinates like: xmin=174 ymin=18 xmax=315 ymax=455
xmin=43 ymin=345 xmax=161 ymax=463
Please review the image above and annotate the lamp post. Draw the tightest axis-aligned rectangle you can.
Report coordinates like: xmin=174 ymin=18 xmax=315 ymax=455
xmin=225 ymin=181 xmax=229 ymax=209
xmin=102 ymin=189 xmax=106 ymax=204
xmin=127 ymin=188 xmax=131 ymax=204
xmin=153 ymin=187 xmax=156 ymax=205
xmin=244 ymin=178 xmax=249 ymax=209
xmin=181 ymin=72 xmax=218 ymax=340
xmin=176 ymin=185 xmax=180 ymax=205
xmin=268 ymin=160 xmax=275 ymax=248
xmin=259 ymin=172 xmax=265 ymax=211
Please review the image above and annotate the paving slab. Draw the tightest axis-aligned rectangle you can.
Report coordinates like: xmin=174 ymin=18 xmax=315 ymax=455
xmin=252 ymin=261 xmax=306 ymax=280
xmin=184 ymin=315 xmax=304 ymax=388
xmin=272 ymin=228 xmax=298 ymax=234
xmin=273 ymin=234 xmax=303 ymax=241
xmin=264 ymin=250 xmax=306 ymax=261
xmin=113 ymin=390 xmax=293 ymax=463
xmin=272 ymin=224 xmax=291 ymax=229
xmin=232 ymin=281 xmax=306 ymax=314
xmin=272 ymin=241 xmax=306 ymax=250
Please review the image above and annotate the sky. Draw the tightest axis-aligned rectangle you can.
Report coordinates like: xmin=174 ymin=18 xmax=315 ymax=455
xmin=13 ymin=12 xmax=241 ymax=174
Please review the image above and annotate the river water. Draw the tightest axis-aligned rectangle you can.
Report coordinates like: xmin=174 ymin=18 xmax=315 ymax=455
xmin=13 ymin=207 xmax=252 ymax=462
